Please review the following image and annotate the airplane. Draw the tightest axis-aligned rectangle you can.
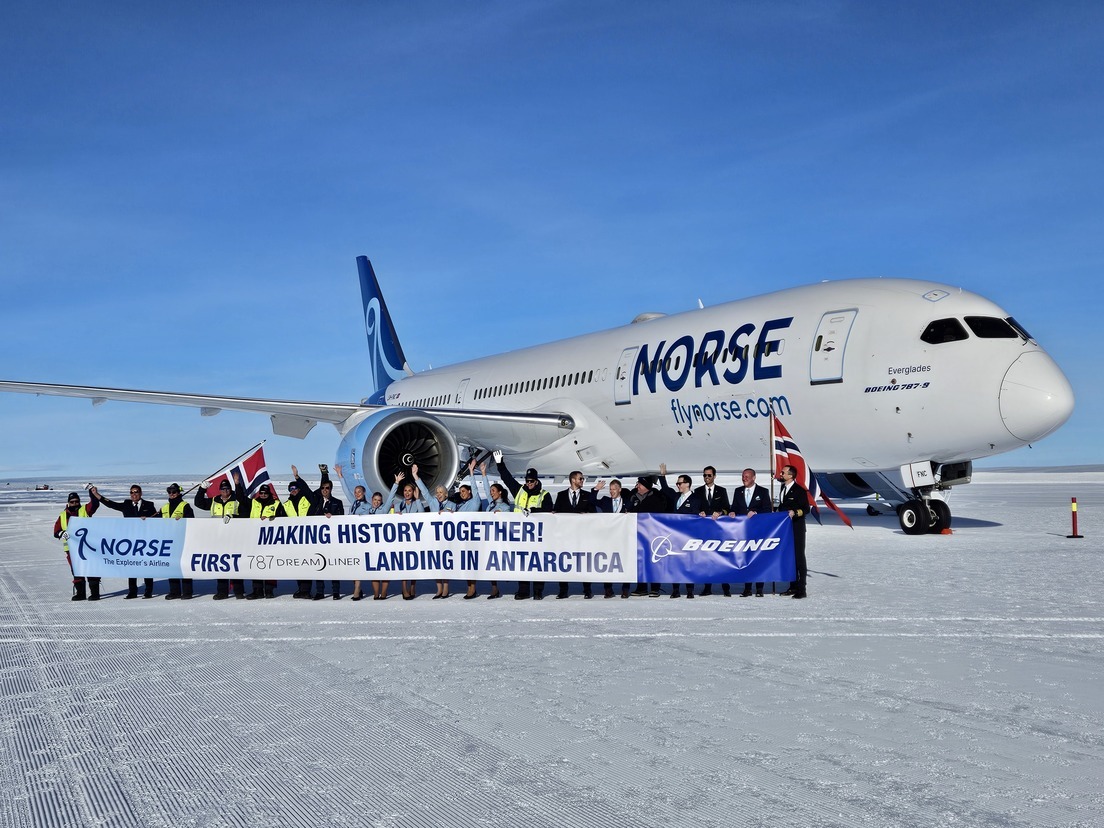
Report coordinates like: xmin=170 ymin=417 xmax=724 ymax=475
xmin=1 ymin=256 xmax=1075 ymax=535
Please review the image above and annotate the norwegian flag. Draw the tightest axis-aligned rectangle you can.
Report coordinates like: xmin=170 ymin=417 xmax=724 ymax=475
xmin=204 ymin=443 xmax=272 ymax=499
xmin=771 ymin=414 xmax=853 ymax=528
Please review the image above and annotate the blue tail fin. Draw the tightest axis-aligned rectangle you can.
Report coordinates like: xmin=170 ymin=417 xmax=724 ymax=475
xmin=357 ymin=256 xmax=410 ymax=404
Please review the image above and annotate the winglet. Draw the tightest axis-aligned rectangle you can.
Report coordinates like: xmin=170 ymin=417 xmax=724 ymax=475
xmin=357 ymin=256 xmax=413 ymax=404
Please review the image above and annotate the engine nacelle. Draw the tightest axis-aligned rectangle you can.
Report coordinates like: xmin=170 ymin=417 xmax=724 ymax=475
xmin=335 ymin=408 xmax=461 ymax=501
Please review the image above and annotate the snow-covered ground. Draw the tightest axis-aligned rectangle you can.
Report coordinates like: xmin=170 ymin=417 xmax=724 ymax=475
xmin=1 ymin=472 xmax=1101 ymax=828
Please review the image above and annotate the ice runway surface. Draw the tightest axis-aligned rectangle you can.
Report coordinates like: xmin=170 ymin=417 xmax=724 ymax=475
xmin=1 ymin=472 xmax=1102 ymax=828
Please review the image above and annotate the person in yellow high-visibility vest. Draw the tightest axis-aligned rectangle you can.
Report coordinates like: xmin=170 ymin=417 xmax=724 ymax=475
xmin=194 ymin=472 xmax=246 ymax=599
xmin=494 ymin=452 xmax=553 ymax=600
xmin=283 ymin=474 xmax=315 ymax=599
xmin=238 ymin=483 xmax=281 ymax=599
xmin=156 ymin=483 xmax=195 ymax=599
xmin=53 ymin=489 xmax=101 ymax=601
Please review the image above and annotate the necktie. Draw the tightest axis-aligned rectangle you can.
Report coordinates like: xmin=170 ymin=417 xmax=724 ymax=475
xmin=571 ymin=491 xmax=577 ymax=508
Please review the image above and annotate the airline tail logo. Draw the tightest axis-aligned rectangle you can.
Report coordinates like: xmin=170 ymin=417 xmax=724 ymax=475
xmin=357 ymin=257 xmax=408 ymax=403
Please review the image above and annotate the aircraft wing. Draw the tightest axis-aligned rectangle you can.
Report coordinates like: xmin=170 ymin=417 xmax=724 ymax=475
xmin=0 ymin=379 xmax=363 ymax=438
xmin=0 ymin=379 xmax=575 ymax=449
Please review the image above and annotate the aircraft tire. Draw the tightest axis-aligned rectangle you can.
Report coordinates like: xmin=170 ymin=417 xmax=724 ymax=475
xmin=897 ymin=500 xmax=928 ymax=535
xmin=927 ymin=500 xmax=952 ymax=533
xmin=867 ymin=504 xmax=880 ymax=517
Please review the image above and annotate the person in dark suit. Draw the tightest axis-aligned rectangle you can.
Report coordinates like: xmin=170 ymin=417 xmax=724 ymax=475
xmin=553 ymin=470 xmax=595 ymax=598
xmin=302 ymin=464 xmax=344 ymax=600
xmin=730 ymin=468 xmax=774 ymax=596
xmin=93 ymin=483 xmax=157 ymax=598
xmin=593 ymin=478 xmax=631 ymax=598
xmin=776 ymin=464 xmax=809 ymax=599
xmin=628 ymin=475 xmax=667 ymax=596
xmin=694 ymin=465 xmax=731 ymax=595
xmin=658 ymin=465 xmax=703 ymax=598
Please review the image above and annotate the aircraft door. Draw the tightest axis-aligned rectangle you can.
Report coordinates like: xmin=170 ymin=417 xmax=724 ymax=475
xmin=455 ymin=378 xmax=470 ymax=407
xmin=614 ymin=347 xmax=638 ymax=405
xmin=810 ymin=309 xmax=857 ymax=385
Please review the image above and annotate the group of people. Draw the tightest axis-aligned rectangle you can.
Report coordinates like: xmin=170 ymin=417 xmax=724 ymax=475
xmin=54 ymin=455 xmax=810 ymax=602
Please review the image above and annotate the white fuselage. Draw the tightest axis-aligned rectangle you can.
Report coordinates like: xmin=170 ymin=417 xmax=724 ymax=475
xmin=372 ymin=278 xmax=1073 ymax=477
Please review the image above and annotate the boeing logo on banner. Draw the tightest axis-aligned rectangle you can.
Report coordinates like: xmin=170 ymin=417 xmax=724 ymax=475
xmin=650 ymin=535 xmax=687 ymax=564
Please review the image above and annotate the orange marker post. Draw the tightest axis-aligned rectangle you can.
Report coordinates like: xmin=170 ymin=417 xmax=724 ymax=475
xmin=1067 ymin=497 xmax=1084 ymax=539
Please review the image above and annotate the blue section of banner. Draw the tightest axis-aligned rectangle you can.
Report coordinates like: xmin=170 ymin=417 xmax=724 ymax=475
xmin=636 ymin=513 xmax=795 ymax=583
xmin=68 ymin=517 xmax=186 ymax=578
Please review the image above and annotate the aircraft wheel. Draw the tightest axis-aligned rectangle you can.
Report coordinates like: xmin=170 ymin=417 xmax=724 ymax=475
xmin=927 ymin=500 xmax=952 ymax=533
xmin=866 ymin=504 xmax=880 ymax=517
xmin=897 ymin=500 xmax=928 ymax=535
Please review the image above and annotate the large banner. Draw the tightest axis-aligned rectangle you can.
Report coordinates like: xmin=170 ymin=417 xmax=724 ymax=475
xmin=67 ymin=512 xmax=795 ymax=583
xmin=637 ymin=513 xmax=795 ymax=584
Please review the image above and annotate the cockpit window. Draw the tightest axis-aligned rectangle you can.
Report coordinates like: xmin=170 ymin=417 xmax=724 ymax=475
xmin=921 ymin=318 xmax=968 ymax=344
xmin=964 ymin=316 xmax=1018 ymax=339
xmin=1006 ymin=317 xmax=1033 ymax=342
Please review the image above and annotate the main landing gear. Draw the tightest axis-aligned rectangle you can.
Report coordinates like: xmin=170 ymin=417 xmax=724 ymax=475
xmin=897 ymin=498 xmax=951 ymax=535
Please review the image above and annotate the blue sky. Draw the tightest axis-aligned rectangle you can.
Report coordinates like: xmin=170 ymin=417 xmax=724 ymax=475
xmin=2 ymin=1 xmax=1100 ymax=481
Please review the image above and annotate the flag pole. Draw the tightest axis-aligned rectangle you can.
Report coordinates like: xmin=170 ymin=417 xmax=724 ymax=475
xmin=183 ymin=440 xmax=267 ymax=496
xmin=768 ymin=405 xmax=777 ymax=506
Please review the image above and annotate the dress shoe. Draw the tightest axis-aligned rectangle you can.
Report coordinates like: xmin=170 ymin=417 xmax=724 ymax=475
xmin=125 ymin=590 xmax=138 ymax=600
xmin=686 ymin=588 xmax=695 ymax=599
xmin=648 ymin=588 xmax=660 ymax=597
xmin=213 ymin=593 xmax=229 ymax=601
xmin=332 ymin=594 xmax=342 ymax=600
xmin=700 ymin=585 xmax=712 ymax=596
xmin=604 ymin=587 xmax=615 ymax=599
xmin=792 ymin=592 xmax=807 ymax=599
xmin=556 ymin=589 xmax=569 ymax=599
xmin=583 ymin=588 xmax=593 ymax=599
xmin=143 ymin=589 xmax=153 ymax=599
xmin=463 ymin=592 xmax=478 ymax=600
xmin=632 ymin=586 xmax=648 ymax=596
xmin=351 ymin=594 xmax=364 ymax=602
xmin=722 ymin=586 xmax=732 ymax=597
xmin=514 ymin=592 xmax=529 ymax=600
xmin=741 ymin=587 xmax=753 ymax=597
xmin=779 ymin=588 xmax=796 ymax=596
xmin=755 ymin=588 xmax=764 ymax=597
xmin=165 ymin=593 xmax=180 ymax=600
xmin=670 ymin=588 xmax=680 ymax=599
xmin=312 ymin=594 xmax=325 ymax=601
xmin=621 ymin=587 xmax=630 ymax=599
xmin=487 ymin=591 xmax=500 ymax=600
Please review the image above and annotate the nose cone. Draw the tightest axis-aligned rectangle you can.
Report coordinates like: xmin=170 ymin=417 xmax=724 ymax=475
xmin=1000 ymin=351 xmax=1075 ymax=443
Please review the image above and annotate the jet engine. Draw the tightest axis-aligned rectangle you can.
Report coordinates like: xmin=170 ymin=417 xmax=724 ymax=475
xmin=335 ymin=409 xmax=461 ymax=500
